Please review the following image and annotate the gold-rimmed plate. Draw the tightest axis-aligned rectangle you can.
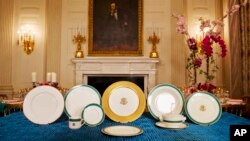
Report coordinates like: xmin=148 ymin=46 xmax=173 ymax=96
xmin=102 ymin=81 xmax=146 ymax=123
xmin=101 ymin=125 xmax=143 ymax=136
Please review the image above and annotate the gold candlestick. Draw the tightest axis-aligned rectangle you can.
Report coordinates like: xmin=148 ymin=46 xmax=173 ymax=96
xmin=73 ymin=32 xmax=86 ymax=58
xmin=148 ymin=32 xmax=160 ymax=58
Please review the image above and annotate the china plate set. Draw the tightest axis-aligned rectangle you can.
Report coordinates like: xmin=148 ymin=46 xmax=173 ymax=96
xmin=148 ymin=84 xmax=188 ymax=129
xmin=23 ymin=82 xmax=222 ymax=136
xmin=148 ymin=84 xmax=222 ymax=128
xmin=64 ymin=84 xmax=104 ymax=128
xmin=101 ymin=81 xmax=145 ymax=136
xmin=23 ymin=85 xmax=105 ymax=128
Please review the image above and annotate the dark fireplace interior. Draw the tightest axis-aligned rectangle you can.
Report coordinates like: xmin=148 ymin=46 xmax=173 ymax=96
xmin=88 ymin=76 xmax=144 ymax=95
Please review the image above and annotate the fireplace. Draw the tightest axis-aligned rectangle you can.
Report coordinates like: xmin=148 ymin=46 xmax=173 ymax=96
xmin=88 ymin=75 xmax=144 ymax=95
xmin=72 ymin=57 xmax=159 ymax=97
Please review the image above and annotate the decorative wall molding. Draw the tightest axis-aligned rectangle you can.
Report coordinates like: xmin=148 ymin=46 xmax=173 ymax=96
xmin=45 ymin=0 xmax=62 ymax=82
xmin=0 ymin=0 xmax=14 ymax=93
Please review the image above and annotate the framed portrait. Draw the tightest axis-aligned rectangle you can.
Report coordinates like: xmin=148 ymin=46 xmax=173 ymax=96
xmin=88 ymin=0 xmax=143 ymax=56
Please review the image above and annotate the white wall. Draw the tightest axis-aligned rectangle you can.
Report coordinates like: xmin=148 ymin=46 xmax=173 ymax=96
xmin=59 ymin=0 xmax=182 ymax=88
xmin=12 ymin=0 xmax=46 ymax=90
xmin=0 ymin=0 xmax=228 ymax=93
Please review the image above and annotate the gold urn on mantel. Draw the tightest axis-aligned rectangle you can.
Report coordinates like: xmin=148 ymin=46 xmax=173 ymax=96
xmin=148 ymin=32 xmax=160 ymax=58
xmin=73 ymin=32 xmax=86 ymax=58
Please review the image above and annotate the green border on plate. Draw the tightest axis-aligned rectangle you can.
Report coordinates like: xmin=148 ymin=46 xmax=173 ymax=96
xmin=184 ymin=91 xmax=222 ymax=126
xmin=147 ymin=83 xmax=184 ymax=120
xmin=82 ymin=103 xmax=105 ymax=127
xmin=64 ymin=84 xmax=101 ymax=117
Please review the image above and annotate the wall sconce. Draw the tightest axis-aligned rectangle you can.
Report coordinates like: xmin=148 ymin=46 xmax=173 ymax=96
xmin=73 ymin=31 xmax=86 ymax=58
xmin=17 ymin=25 xmax=35 ymax=55
xmin=148 ymin=31 xmax=160 ymax=58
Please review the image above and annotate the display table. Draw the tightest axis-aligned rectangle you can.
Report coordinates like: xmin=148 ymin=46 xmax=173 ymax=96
xmin=0 ymin=112 xmax=250 ymax=141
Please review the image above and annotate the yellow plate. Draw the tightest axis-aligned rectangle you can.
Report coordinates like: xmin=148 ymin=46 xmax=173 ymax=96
xmin=102 ymin=81 xmax=146 ymax=123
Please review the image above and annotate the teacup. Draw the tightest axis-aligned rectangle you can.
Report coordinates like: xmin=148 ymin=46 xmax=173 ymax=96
xmin=68 ymin=117 xmax=84 ymax=129
xmin=159 ymin=113 xmax=186 ymax=124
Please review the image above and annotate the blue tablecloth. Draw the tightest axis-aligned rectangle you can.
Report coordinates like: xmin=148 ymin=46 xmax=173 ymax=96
xmin=0 ymin=112 xmax=249 ymax=141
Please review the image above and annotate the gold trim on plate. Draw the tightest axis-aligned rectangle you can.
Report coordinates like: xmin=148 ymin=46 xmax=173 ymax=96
xmin=101 ymin=125 xmax=143 ymax=136
xmin=102 ymin=81 xmax=146 ymax=123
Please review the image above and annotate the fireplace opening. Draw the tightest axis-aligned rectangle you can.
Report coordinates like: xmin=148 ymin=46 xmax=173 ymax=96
xmin=88 ymin=75 xmax=144 ymax=95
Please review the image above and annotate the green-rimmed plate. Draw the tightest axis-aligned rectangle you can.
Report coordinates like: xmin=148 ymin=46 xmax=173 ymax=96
xmin=64 ymin=84 xmax=101 ymax=117
xmin=82 ymin=103 xmax=105 ymax=127
xmin=147 ymin=84 xmax=184 ymax=120
xmin=185 ymin=92 xmax=222 ymax=126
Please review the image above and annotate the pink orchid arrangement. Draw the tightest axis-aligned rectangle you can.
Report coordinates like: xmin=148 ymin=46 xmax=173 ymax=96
xmin=172 ymin=1 xmax=247 ymax=93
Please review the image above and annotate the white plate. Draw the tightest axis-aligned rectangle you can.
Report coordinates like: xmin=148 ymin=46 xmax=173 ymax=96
xmin=23 ymin=86 xmax=64 ymax=125
xmin=155 ymin=122 xmax=188 ymax=129
xmin=147 ymin=84 xmax=184 ymax=119
xmin=185 ymin=92 xmax=222 ymax=126
xmin=101 ymin=125 xmax=143 ymax=136
xmin=82 ymin=103 xmax=104 ymax=127
xmin=64 ymin=85 xmax=101 ymax=117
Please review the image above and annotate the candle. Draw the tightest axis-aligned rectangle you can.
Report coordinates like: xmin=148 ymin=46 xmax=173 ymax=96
xmin=152 ymin=22 xmax=155 ymax=33
xmin=31 ymin=72 xmax=37 ymax=82
xmin=51 ymin=72 xmax=57 ymax=82
xmin=47 ymin=72 xmax=51 ymax=82
xmin=156 ymin=27 xmax=159 ymax=35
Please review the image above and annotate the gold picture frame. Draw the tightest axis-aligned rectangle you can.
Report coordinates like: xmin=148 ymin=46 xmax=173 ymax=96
xmin=88 ymin=0 xmax=143 ymax=56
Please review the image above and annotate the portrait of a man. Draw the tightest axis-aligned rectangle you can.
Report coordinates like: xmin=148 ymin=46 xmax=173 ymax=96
xmin=89 ymin=0 xmax=143 ymax=56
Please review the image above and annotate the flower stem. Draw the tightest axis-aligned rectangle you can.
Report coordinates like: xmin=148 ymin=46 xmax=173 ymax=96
xmin=192 ymin=50 xmax=197 ymax=85
xmin=193 ymin=67 xmax=197 ymax=85
xmin=206 ymin=57 xmax=210 ymax=80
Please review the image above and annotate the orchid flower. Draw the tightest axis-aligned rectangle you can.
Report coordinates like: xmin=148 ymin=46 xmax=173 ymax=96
xmin=211 ymin=20 xmax=224 ymax=36
xmin=228 ymin=4 xmax=240 ymax=15
xmin=199 ymin=17 xmax=211 ymax=32
xmin=172 ymin=14 xmax=189 ymax=35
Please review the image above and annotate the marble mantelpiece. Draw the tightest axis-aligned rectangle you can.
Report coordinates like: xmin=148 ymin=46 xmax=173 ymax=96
xmin=72 ymin=57 xmax=159 ymax=96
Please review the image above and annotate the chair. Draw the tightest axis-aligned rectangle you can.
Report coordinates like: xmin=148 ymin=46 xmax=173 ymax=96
xmin=242 ymin=95 xmax=250 ymax=119
xmin=0 ymin=101 xmax=6 ymax=116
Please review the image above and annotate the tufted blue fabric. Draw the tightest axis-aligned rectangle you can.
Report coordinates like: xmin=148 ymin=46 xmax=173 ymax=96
xmin=0 ymin=112 xmax=249 ymax=141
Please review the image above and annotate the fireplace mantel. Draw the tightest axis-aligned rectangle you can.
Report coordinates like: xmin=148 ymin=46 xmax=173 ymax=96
xmin=72 ymin=57 xmax=159 ymax=96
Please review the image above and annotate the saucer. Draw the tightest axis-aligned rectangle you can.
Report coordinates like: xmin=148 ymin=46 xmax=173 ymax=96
xmin=155 ymin=121 xmax=188 ymax=129
xmin=101 ymin=125 xmax=143 ymax=136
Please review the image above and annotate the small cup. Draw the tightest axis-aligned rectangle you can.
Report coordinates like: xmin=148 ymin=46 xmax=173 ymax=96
xmin=69 ymin=117 xmax=84 ymax=129
xmin=163 ymin=113 xmax=186 ymax=123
